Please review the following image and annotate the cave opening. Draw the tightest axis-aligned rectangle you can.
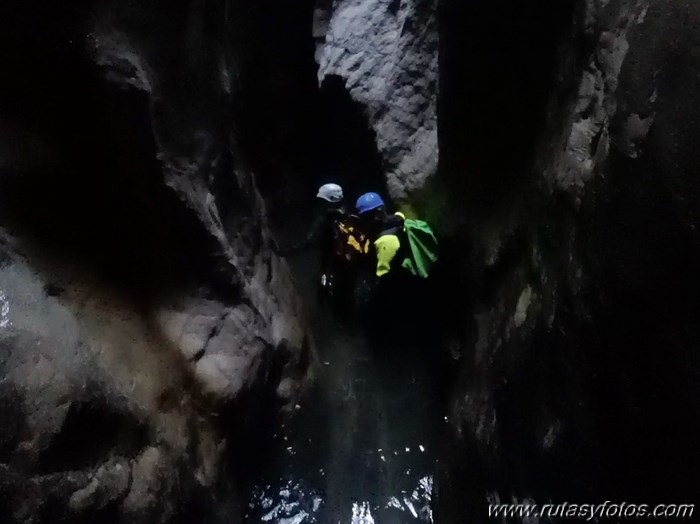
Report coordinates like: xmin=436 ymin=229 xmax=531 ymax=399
xmin=317 ymin=75 xmax=389 ymax=204
xmin=249 ymin=70 xmax=390 ymax=242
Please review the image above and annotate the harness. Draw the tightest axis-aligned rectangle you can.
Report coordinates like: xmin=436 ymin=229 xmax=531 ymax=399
xmin=332 ymin=216 xmax=370 ymax=263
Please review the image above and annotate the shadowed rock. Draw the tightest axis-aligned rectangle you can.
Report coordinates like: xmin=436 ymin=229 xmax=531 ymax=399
xmin=0 ymin=1 xmax=312 ymax=522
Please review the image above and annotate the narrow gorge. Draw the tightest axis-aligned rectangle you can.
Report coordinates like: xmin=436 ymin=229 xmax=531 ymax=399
xmin=0 ymin=0 xmax=698 ymax=523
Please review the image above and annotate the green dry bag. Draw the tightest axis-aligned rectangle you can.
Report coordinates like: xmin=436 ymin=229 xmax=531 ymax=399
xmin=401 ymin=218 xmax=438 ymax=278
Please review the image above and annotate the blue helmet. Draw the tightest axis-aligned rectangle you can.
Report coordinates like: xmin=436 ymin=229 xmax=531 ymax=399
xmin=356 ymin=192 xmax=385 ymax=214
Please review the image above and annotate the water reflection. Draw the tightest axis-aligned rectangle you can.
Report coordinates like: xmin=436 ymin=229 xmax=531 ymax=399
xmin=385 ymin=476 xmax=433 ymax=522
xmin=247 ymin=475 xmax=433 ymax=524
xmin=247 ymin=479 xmax=323 ymax=524
xmin=248 ymin=253 xmax=443 ymax=524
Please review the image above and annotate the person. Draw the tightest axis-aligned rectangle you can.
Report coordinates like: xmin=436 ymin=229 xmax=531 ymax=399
xmin=279 ymin=183 xmax=370 ymax=315
xmin=355 ymin=191 xmax=439 ymax=279
xmin=355 ymin=192 xmax=407 ymax=278
xmin=355 ymin=191 xmax=439 ymax=346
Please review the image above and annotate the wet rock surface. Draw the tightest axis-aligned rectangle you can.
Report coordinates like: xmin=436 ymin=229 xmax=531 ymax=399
xmin=0 ymin=1 xmax=311 ymax=522
xmin=0 ymin=238 xmax=205 ymax=523
xmin=435 ymin=0 xmax=700 ymax=521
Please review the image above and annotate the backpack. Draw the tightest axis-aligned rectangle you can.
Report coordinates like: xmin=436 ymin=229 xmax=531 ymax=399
xmin=400 ymin=218 xmax=438 ymax=278
xmin=332 ymin=214 xmax=370 ymax=263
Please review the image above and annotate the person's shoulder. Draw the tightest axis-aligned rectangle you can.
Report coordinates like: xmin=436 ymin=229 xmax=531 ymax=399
xmin=385 ymin=213 xmax=405 ymax=228
xmin=326 ymin=207 xmax=347 ymax=219
xmin=377 ymin=213 xmax=404 ymax=237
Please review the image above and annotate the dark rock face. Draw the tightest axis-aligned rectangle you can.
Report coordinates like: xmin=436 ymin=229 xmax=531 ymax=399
xmin=0 ymin=1 xmax=311 ymax=522
xmin=435 ymin=0 xmax=700 ymax=521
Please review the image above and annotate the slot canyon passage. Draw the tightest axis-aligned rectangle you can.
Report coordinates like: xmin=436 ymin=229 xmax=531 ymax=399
xmin=1 ymin=0 xmax=700 ymax=522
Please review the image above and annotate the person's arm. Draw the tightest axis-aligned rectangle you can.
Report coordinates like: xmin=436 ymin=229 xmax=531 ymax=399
xmin=301 ymin=212 xmax=326 ymax=247
xmin=374 ymin=234 xmax=401 ymax=276
xmin=278 ymin=212 xmax=326 ymax=255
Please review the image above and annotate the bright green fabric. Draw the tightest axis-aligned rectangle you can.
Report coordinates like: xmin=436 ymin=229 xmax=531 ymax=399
xmin=401 ymin=219 xmax=438 ymax=278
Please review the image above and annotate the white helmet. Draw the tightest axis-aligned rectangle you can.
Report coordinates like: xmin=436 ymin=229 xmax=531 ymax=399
xmin=317 ymin=183 xmax=343 ymax=203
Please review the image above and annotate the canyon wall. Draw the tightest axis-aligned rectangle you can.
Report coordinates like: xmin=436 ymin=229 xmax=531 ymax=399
xmin=2 ymin=0 xmax=699 ymax=522
xmin=0 ymin=1 xmax=312 ymax=521
xmin=439 ymin=0 xmax=700 ymax=520
xmin=315 ymin=0 xmax=700 ymax=520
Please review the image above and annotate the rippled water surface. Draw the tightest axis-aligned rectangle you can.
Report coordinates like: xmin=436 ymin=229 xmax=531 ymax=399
xmin=245 ymin=253 xmax=443 ymax=524
xmin=247 ymin=475 xmax=433 ymax=524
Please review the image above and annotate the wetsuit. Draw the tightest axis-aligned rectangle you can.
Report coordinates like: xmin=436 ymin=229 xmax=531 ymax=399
xmin=372 ymin=212 xmax=408 ymax=277
xmin=288 ymin=205 xmax=347 ymax=276
xmin=287 ymin=205 xmax=368 ymax=316
xmin=364 ymin=212 xmax=436 ymax=349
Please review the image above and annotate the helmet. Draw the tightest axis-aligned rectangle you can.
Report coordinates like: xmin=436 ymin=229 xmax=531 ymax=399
xmin=317 ymin=183 xmax=344 ymax=203
xmin=356 ymin=192 xmax=385 ymax=214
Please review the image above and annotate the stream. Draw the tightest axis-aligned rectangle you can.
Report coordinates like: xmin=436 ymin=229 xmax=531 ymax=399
xmin=243 ymin=249 xmax=445 ymax=524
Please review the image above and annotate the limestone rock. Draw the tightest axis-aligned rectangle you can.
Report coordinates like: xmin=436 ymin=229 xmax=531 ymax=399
xmin=317 ymin=0 xmax=439 ymax=200
xmin=0 ymin=1 xmax=313 ymax=522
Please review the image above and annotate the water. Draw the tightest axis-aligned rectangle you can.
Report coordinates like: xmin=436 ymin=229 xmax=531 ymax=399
xmin=244 ymin=251 xmax=443 ymax=524
xmin=246 ymin=476 xmax=433 ymax=524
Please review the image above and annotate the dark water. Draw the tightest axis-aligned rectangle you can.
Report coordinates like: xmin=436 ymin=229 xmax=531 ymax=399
xmin=244 ymin=252 xmax=444 ymax=524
